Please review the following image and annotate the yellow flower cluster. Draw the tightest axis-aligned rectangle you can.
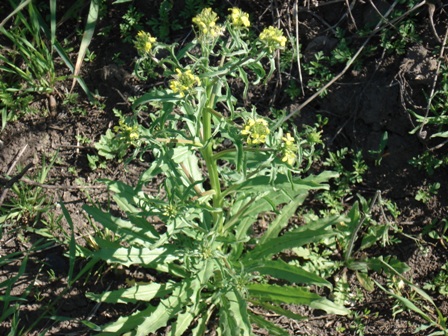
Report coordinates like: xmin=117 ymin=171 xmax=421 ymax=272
xmin=169 ymin=69 xmax=201 ymax=97
xmin=228 ymin=8 xmax=250 ymax=28
xmin=259 ymin=26 xmax=287 ymax=52
xmin=281 ymin=133 xmax=298 ymax=166
xmin=114 ymin=119 xmax=140 ymax=144
xmin=192 ymin=8 xmax=224 ymax=39
xmin=134 ymin=31 xmax=157 ymax=56
xmin=241 ymin=118 xmax=270 ymax=145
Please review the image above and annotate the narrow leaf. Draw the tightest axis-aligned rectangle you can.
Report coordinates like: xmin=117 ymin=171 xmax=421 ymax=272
xmin=219 ymin=287 xmax=252 ymax=336
xmin=244 ymin=216 xmax=338 ymax=261
xmin=259 ymin=194 xmax=307 ymax=244
xmin=248 ymin=284 xmax=349 ymax=315
xmin=70 ymin=0 xmax=99 ymax=91
xmin=247 ymin=260 xmax=332 ymax=289
xmin=60 ymin=201 xmax=76 ymax=285
xmin=133 ymin=90 xmax=180 ymax=108
xmin=86 ymin=282 xmax=173 ymax=304
xmin=83 ymin=205 xmax=158 ymax=246
xmin=93 ymin=244 xmax=179 ymax=267
xmin=249 ymin=313 xmax=289 ymax=336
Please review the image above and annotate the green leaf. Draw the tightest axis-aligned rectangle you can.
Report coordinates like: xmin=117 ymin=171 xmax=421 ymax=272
xmin=228 ymin=171 xmax=337 ymax=199
xmin=92 ymin=243 xmax=179 ymax=268
xmin=247 ymin=259 xmax=332 ymax=289
xmin=259 ymin=194 xmax=307 ymax=244
xmin=99 ymin=278 xmax=199 ymax=335
xmin=133 ymin=90 xmax=180 ymax=108
xmin=248 ymin=284 xmax=349 ymax=315
xmin=374 ymin=280 xmax=432 ymax=323
xmin=86 ymin=282 xmax=173 ymax=304
xmin=83 ymin=205 xmax=159 ymax=246
xmin=250 ymin=300 xmax=306 ymax=321
xmin=60 ymin=201 xmax=76 ymax=285
xmin=244 ymin=216 xmax=339 ymax=261
xmin=249 ymin=313 xmax=290 ymax=336
xmin=71 ymin=0 xmax=99 ymax=92
xmin=356 ymin=271 xmax=375 ymax=292
xmin=219 ymin=287 xmax=252 ymax=336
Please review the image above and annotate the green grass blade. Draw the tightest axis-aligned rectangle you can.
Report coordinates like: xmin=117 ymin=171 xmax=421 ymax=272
xmin=374 ymin=280 xmax=433 ymax=324
xmin=70 ymin=0 xmax=99 ymax=92
xmin=0 ymin=0 xmax=32 ymax=29
xmin=59 ymin=201 xmax=76 ymax=286
xmin=49 ymin=0 xmax=56 ymax=49
xmin=32 ymin=7 xmax=94 ymax=101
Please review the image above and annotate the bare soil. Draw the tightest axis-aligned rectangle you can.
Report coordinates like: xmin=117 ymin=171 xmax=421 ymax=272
xmin=1 ymin=1 xmax=448 ymax=335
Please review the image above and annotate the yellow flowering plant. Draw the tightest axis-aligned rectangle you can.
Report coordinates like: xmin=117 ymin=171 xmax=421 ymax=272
xmin=83 ymin=7 xmax=348 ymax=336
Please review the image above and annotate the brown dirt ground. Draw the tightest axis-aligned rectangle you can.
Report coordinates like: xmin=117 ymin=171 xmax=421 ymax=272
xmin=1 ymin=0 xmax=448 ymax=335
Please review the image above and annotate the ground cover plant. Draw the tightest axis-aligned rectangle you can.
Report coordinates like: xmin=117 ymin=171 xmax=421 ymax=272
xmin=1 ymin=0 xmax=448 ymax=335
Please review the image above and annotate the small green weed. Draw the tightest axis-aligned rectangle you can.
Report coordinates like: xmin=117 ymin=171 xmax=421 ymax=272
xmin=415 ymin=182 xmax=440 ymax=204
xmin=424 ymin=262 xmax=448 ymax=296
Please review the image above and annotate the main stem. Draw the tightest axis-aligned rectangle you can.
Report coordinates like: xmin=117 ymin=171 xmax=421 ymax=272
xmin=202 ymin=84 xmax=223 ymax=232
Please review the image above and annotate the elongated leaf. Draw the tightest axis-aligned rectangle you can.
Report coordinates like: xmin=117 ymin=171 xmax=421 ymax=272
xmin=250 ymin=300 xmax=306 ymax=321
xmin=168 ymin=259 xmax=214 ymax=336
xmin=71 ymin=0 xmax=99 ymax=91
xmin=244 ymin=216 xmax=338 ymax=261
xmin=86 ymin=282 xmax=173 ymax=304
xmin=49 ymin=0 xmax=56 ymax=48
xmin=247 ymin=259 xmax=332 ymax=289
xmin=374 ymin=280 xmax=432 ymax=323
xmin=93 ymin=244 xmax=179 ymax=267
xmin=248 ymin=284 xmax=349 ymax=315
xmin=249 ymin=313 xmax=290 ymax=336
xmin=259 ymin=194 xmax=307 ymax=244
xmin=32 ymin=6 xmax=94 ymax=100
xmin=60 ymin=201 xmax=76 ymax=285
xmin=248 ymin=283 xmax=321 ymax=305
xmin=229 ymin=171 xmax=337 ymax=198
xmin=219 ymin=287 xmax=252 ymax=336
xmin=83 ymin=205 xmax=159 ymax=245
xmin=135 ymin=279 xmax=199 ymax=336
xmin=133 ymin=90 xmax=180 ymax=108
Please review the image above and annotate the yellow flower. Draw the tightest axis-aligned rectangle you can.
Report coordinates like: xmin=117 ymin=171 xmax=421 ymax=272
xmin=282 ymin=132 xmax=295 ymax=146
xmin=192 ymin=8 xmax=224 ymax=40
xmin=281 ymin=133 xmax=297 ymax=165
xmin=169 ymin=69 xmax=201 ymax=97
xmin=228 ymin=8 xmax=250 ymax=28
xmin=114 ymin=119 xmax=140 ymax=144
xmin=134 ymin=31 xmax=157 ymax=56
xmin=259 ymin=26 xmax=287 ymax=52
xmin=241 ymin=118 xmax=270 ymax=145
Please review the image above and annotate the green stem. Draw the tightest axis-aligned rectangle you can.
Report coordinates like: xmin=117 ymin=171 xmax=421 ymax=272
xmin=201 ymin=84 xmax=223 ymax=232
